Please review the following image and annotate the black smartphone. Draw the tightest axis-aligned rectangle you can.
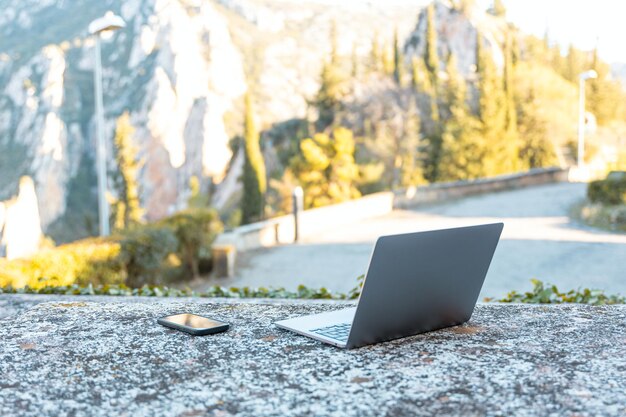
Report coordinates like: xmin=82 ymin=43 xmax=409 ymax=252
xmin=157 ymin=313 xmax=230 ymax=336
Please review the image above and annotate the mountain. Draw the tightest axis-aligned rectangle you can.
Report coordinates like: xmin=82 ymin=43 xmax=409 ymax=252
xmin=0 ymin=0 xmax=421 ymax=243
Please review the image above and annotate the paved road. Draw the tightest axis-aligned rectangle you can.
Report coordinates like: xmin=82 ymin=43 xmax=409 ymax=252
xmin=202 ymin=183 xmax=626 ymax=298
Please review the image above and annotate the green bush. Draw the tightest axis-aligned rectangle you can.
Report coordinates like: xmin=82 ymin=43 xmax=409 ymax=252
xmin=587 ymin=173 xmax=626 ymax=205
xmin=0 ymin=208 xmax=224 ymax=289
xmin=579 ymin=203 xmax=626 ymax=232
xmin=496 ymin=279 xmax=625 ymax=305
xmin=117 ymin=225 xmax=178 ymax=287
xmin=0 ymin=238 xmax=124 ymax=289
xmin=160 ymin=208 xmax=223 ymax=279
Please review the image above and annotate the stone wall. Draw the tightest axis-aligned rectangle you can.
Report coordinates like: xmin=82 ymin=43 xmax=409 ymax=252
xmin=394 ymin=167 xmax=570 ymax=209
xmin=214 ymin=192 xmax=395 ymax=252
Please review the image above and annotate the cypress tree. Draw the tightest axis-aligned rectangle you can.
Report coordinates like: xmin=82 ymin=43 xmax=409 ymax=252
xmin=411 ymin=57 xmax=420 ymax=90
xmin=330 ymin=20 xmax=339 ymax=67
xmin=315 ymin=59 xmax=343 ymax=130
xmin=241 ymin=91 xmax=267 ymax=224
xmin=439 ymin=53 xmax=485 ymax=181
xmin=382 ymin=43 xmax=394 ymax=76
xmin=503 ymin=32 xmax=520 ymax=173
xmin=587 ymin=46 xmax=624 ymax=125
xmin=112 ymin=111 xmax=143 ymax=230
xmin=489 ymin=0 xmax=506 ymax=17
xmin=370 ymin=32 xmax=381 ymax=72
xmin=420 ymin=9 xmax=442 ymax=183
xmin=400 ymin=102 xmax=424 ymax=186
xmin=424 ymin=3 xmax=439 ymax=84
xmin=475 ymin=31 xmax=508 ymax=175
xmin=393 ymin=28 xmax=405 ymax=85
xmin=351 ymin=42 xmax=359 ymax=78
xmin=517 ymin=88 xmax=558 ymax=169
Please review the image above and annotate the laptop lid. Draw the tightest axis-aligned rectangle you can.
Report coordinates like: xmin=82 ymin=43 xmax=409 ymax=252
xmin=345 ymin=223 xmax=503 ymax=349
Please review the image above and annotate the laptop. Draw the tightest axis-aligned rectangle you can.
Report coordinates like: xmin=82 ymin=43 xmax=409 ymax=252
xmin=275 ymin=223 xmax=504 ymax=349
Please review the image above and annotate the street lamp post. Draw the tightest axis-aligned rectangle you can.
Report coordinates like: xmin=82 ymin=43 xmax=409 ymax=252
xmin=577 ymin=69 xmax=598 ymax=168
xmin=88 ymin=12 xmax=126 ymax=237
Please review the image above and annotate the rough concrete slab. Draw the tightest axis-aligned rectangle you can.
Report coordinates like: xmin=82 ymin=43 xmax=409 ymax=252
xmin=0 ymin=297 xmax=624 ymax=416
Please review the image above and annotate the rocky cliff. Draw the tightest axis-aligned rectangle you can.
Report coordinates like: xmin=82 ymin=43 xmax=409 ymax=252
xmin=0 ymin=0 xmax=420 ymax=243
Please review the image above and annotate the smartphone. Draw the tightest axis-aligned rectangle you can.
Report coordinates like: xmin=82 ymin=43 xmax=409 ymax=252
xmin=157 ymin=313 xmax=230 ymax=336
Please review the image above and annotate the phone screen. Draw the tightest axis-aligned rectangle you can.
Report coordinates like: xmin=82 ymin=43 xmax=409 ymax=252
xmin=161 ymin=313 xmax=226 ymax=329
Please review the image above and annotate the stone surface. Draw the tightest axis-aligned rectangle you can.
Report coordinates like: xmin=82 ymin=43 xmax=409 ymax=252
xmin=0 ymin=295 xmax=625 ymax=416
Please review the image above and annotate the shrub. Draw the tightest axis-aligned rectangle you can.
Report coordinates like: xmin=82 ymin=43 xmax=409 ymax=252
xmin=0 ymin=208 xmax=224 ymax=289
xmin=117 ymin=225 xmax=178 ymax=287
xmin=496 ymin=279 xmax=625 ymax=305
xmin=160 ymin=208 xmax=224 ymax=279
xmin=0 ymin=238 xmax=124 ymax=289
xmin=587 ymin=173 xmax=626 ymax=205
xmin=579 ymin=203 xmax=626 ymax=232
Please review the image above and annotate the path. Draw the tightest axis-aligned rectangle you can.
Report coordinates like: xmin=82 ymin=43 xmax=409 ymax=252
xmin=201 ymin=183 xmax=626 ymax=298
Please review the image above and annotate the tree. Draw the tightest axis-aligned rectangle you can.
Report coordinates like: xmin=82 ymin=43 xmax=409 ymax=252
xmin=351 ymin=42 xmax=359 ymax=78
xmin=315 ymin=24 xmax=347 ymax=130
xmin=315 ymin=59 xmax=345 ymax=130
xmin=475 ymin=32 xmax=510 ymax=175
xmin=420 ymin=7 xmax=442 ymax=182
xmin=329 ymin=20 xmax=339 ymax=67
xmin=393 ymin=28 xmax=405 ymax=85
xmin=187 ymin=176 xmax=209 ymax=208
xmin=587 ymin=47 xmax=625 ymax=125
xmin=488 ymin=0 xmax=506 ymax=17
xmin=241 ymin=91 xmax=267 ymax=224
xmin=370 ymin=32 xmax=381 ymax=72
xmin=517 ymin=88 xmax=558 ymax=169
xmin=112 ymin=111 xmax=143 ymax=230
xmin=451 ymin=0 xmax=476 ymax=15
xmin=382 ymin=42 xmax=394 ymax=76
xmin=439 ymin=53 xmax=486 ymax=181
xmin=502 ymin=31 xmax=520 ymax=173
xmin=424 ymin=3 xmax=439 ymax=84
xmin=399 ymin=103 xmax=424 ymax=186
xmin=290 ymin=127 xmax=361 ymax=208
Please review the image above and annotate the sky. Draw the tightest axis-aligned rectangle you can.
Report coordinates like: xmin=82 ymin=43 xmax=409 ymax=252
xmin=480 ymin=0 xmax=626 ymax=63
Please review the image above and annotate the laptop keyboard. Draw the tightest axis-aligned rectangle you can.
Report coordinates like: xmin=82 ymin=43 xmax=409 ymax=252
xmin=310 ymin=323 xmax=351 ymax=342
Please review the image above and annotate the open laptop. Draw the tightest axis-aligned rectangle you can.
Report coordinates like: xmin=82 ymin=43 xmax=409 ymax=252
xmin=275 ymin=223 xmax=504 ymax=349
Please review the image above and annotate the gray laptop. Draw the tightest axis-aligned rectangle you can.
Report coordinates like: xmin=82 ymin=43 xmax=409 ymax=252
xmin=275 ymin=223 xmax=504 ymax=349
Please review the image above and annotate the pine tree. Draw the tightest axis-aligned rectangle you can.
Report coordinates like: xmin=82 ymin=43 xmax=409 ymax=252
xmin=329 ymin=20 xmax=339 ymax=67
xmin=475 ymin=31 xmax=509 ymax=176
xmin=187 ymin=176 xmax=209 ymax=208
xmin=315 ymin=24 xmax=347 ymax=131
xmin=112 ymin=111 xmax=143 ymax=230
xmin=489 ymin=0 xmax=506 ymax=17
xmin=370 ymin=32 xmax=381 ymax=72
xmin=439 ymin=53 xmax=485 ymax=181
xmin=424 ymin=3 xmax=439 ymax=84
xmin=503 ymin=32 xmax=519 ymax=166
xmin=241 ymin=91 xmax=267 ymax=224
xmin=393 ymin=28 xmax=405 ymax=85
xmin=351 ymin=42 xmax=359 ymax=78
xmin=420 ymin=6 xmax=442 ymax=182
xmin=400 ymin=102 xmax=424 ymax=186
xmin=517 ymin=88 xmax=558 ymax=169
xmin=382 ymin=43 xmax=394 ymax=76
xmin=587 ymin=46 xmax=624 ymax=125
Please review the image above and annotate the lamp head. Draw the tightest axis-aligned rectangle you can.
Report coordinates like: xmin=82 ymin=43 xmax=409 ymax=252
xmin=89 ymin=11 xmax=126 ymax=35
xmin=579 ymin=70 xmax=598 ymax=80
